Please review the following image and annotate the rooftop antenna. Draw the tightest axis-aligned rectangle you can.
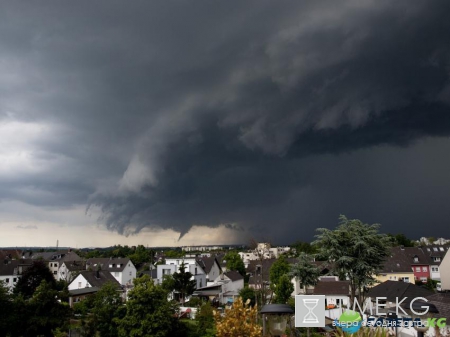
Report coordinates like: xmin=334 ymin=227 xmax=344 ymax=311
xmin=56 ymin=239 xmax=59 ymax=251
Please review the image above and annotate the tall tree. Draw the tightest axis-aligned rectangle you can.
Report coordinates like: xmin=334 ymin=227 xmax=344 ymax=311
xmin=91 ymin=282 xmax=125 ymax=337
xmin=14 ymin=260 xmax=56 ymax=299
xmin=0 ymin=281 xmax=13 ymax=335
xmin=116 ymin=275 xmax=176 ymax=337
xmin=274 ymin=274 xmax=294 ymax=304
xmin=223 ymin=252 xmax=246 ymax=276
xmin=172 ymin=262 xmax=196 ymax=305
xmin=26 ymin=280 xmax=71 ymax=337
xmin=314 ymin=215 xmax=391 ymax=305
xmin=290 ymin=252 xmax=320 ymax=293
xmin=239 ymin=286 xmax=256 ymax=307
xmin=269 ymin=255 xmax=290 ymax=298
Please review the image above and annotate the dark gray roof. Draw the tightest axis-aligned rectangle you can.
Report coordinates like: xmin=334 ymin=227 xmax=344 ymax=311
xmin=0 ymin=259 xmax=32 ymax=276
xmin=313 ymin=280 xmax=350 ymax=296
xmin=78 ymin=270 xmax=121 ymax=288
xmin=69 ymin=287 xmax=100 ymax=296
xmin=426 ymin=293 xmax=450 ymax=320
xmin=367 ymin=280 xmax=433 ymax=305
xmin=224 ymin=270 xmax=243 ymax=282
xmin=31 ymin=251 xmax=82 ymax=262
xmin=63 ymin=260 xmax=86 ymax=272
xmin=86 ymin=258 xmax=132 ymax=272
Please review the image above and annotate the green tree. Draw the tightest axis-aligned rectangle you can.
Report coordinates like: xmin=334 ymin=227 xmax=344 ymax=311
xmin=0 ymin=280 xmax=13 ymax=335
xmin=223 ymin=252 xmax=246 ymax=276
xmin=269 ymin=255 xmax=290 ymax=296
xmin=314 ymin=215 xmax=391 ymax=305
xmin=274 ymin=274 xmax=294 ymax=304
xmin=290 ymin=252 xmax=320 ymax=293
xmin=129 ymin=245 xmax=153 ymax=267
xmin=26 ymin=280 xmax=71 ymax=337
xmin=116 ymin=275 xmax=176 ymax=337
xmin=14 ymin=260 xmax=57 ymax=299
xmin=289 ymin=241 xmax=318 ymax=256
xmin=173 ymin=262 xmax=196 ymax=305
xmin=92 ymin=282 xmax=125 ymax=337
xmin=239 ymin=286 xmax=256 ymax=307
xmin=161 ymin=274 xmax=176 ymax=294
xmin=196 ymin=302 xmax=216 ymax=336
xmin=388 ymin=233 xmax=414 ymax=247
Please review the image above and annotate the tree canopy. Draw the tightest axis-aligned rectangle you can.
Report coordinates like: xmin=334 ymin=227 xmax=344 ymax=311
xmin=14 ymin=260 xmax=57 ymax=299
xmin=172 ymin=262 xmax=196 ymax=305
xmin=314 ymin=215 xmax=391 ymax=304
xmin=116 ymin=275 xmax=176 ymax=337
xmin=223 ymin=252 xmax=246 ymax=276
xmin=289 ymin=252 xmax=320 ymax=291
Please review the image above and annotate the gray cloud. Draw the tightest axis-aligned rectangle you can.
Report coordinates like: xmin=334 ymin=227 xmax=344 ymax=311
xmin=16 ymin=225 xmax=38 ymax=230
xmin=1 ymin=1 xmax=450 ymax=243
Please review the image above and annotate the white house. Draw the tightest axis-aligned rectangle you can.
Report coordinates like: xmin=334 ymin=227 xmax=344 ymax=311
xmin=58 ymin=260 xmax=86 ymax=282
xmin=440 ymin=248 xmax=450 ymax=291
xmin=31 ymin=250 xmax=82 ymax=279
xmin=0 ymin=259 xmax=33 ymax=292
xmin=156 ymin=258 xmax=206 ymax=289
xmin=85 ymin=258 xmax=136 ymax=286
xmin=193 ymin=270 xmax=244 ymax=305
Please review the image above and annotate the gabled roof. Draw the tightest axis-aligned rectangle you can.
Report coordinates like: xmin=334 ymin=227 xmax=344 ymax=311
xmin=0 ymin=250 xmax=23 ymax=260
xmin=86 ymin=258 xmax=132 ymax=272
xmin=31 ymin=251 xmax=82 ymax=262
xmin=313 ymin=280 xmax=350 ymax=296
xmin=0 ymin=259 xmax=32 ymax=277
xmin=77 ymin=270 xmax=121 ymax=288
xmin=195 ymin=256 xmax=221 ymax=274
xmin=62 ymin=260 xmax=86 ymax=272
xmin=224 ymin=270 xmax=243 ymax=282
xmin=367 ymin=280 xmax=433 ymax=305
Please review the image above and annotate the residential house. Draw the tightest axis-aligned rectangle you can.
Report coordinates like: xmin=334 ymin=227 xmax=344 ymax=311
xmin=0 ymin=259 xmax=32 ymax=291
xmin=440 ymin=248 xmax=450 ymax=291
xmin=58 ymin=260 xmax=86 ymax=282
xmin=193 ymin=270 xmax=244 ymax=305
xmin=366 ymin=280 xmax=434 ymax=308
xmin=238 ymin=243 xmax=290 ymax=268
xmin=195 ymin=256 xmax=222 ymax=284
xmin=422 ymin=246 xmax=449 ymax=280
xmin=30 ymin=250 xmax=82 ymax=279
xmin=85 ymin=258 xmax=136 ymax=286
xmin=68 ymin=270 xmax=123 ymax=307
xmin=0 ymin=249 xmax=23 ymax=260
xmin=313 ymin=279 xmax=350 ymax=320
xmin=156 ymin=258 xmax=206 ymax=290
xmin=376 ymin=247 xmax=416 ymax=284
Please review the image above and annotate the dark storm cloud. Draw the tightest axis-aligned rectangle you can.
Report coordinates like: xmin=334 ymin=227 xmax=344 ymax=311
xmin=2 ymin=0 xmax=450 ymax=242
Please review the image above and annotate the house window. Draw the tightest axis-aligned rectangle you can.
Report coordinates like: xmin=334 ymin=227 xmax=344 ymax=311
xmin=439 ymin=247 xmax=444 ymax=251
xmin=399 ymin=277 xmax=410 ymax=283
xmin=432 ymin=267 xmax=439 ymax=272
xmin=5 ymin=278 xmax=9 ymax=283
xmin=163 ymin=269 xmax=171 ymax=275
xmin=13 ymin=278 xmax=17 ymax=282
xmin=54 ymin=271 xmax=57 ymax=275
xmin=115 ymin=272 xmax=119 ymax=277
xmin=413 ymin=257 xmax=419 ymax=263
xmin=434 ymin=257 xmax=441 ymax=262
xmin=433 ymin=248 xmax=438 ymax=252
xmin=78 ymin=282 xmax=82 ymax=288
xmin=416 ymin=267 xmax=421 ymax=272
xmin=129 ymin=271 xmax=132 ymax=276
xmin=420 ymin=277 xmax=427 ymax=282
xmin=195 ymin=268 xmax=197 ymax=275
xmin=422 ymin=267 xmax=427 ymax=272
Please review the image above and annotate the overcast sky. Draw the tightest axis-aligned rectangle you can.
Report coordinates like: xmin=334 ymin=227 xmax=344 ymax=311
xmin=1 ymin=1 xmax=450 ymax=248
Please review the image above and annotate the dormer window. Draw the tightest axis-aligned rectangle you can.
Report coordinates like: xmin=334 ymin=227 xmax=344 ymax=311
xmin=413 ymin=256 xmax=419 ymax=263
xmin=433 ymin=247 xmax=438 ymax=251
xmin=439 ymin=247 xmax=444 ymax=251
xmin=434 ymin=257 xmax=441 ymax=262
